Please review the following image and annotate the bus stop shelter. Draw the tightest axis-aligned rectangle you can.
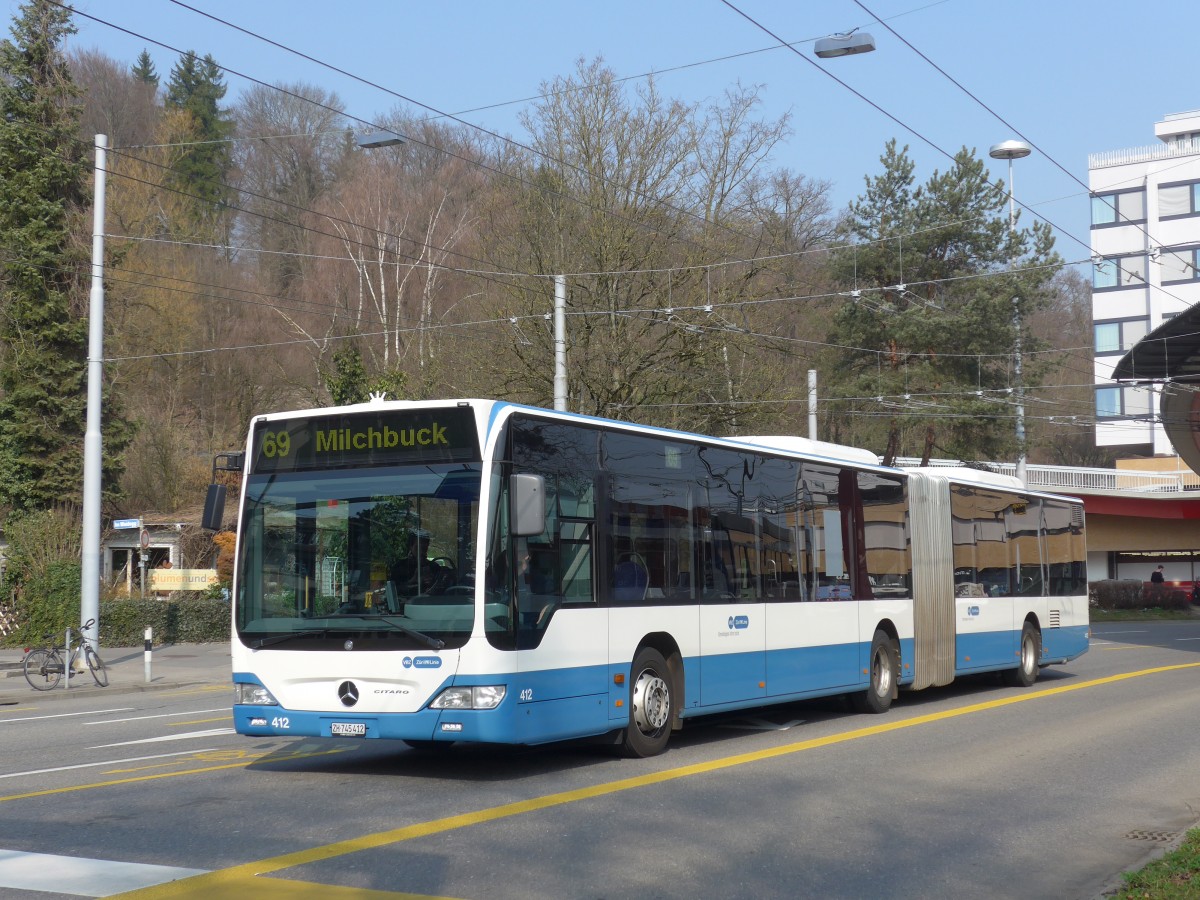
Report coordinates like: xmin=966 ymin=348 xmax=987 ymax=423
xmin=1112 ymin=303 xmax=1200 ymax=476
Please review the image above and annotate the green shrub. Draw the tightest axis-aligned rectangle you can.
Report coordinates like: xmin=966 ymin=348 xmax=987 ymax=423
xmin=2 ymin=595 xmax=230 ymax=648
xmin=1090 ymin=579 xmax=1191 ymax=611
xmin=97 ymin=596 xmax=231 ymax=646
xmin=6 ymin=560 xmax=82 ymax=645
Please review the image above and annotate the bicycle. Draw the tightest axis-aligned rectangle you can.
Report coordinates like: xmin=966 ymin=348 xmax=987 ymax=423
xmin=23 ymin=619 xmax=108 ymax=690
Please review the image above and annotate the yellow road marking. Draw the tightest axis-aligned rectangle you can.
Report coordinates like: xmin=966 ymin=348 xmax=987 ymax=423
xmin=154 ymin=686 xmax=230 ymax=698
xmin=168 ymin=716 xmax=233 ymax=727
xmin=108 ymin=661 xmax=1200 ymax=899
xmin=0 ymin=747 xmax=347 ymax=804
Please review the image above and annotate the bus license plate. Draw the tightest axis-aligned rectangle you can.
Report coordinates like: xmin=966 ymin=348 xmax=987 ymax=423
xmin=331 ymin=722 xmax=366 ymax=737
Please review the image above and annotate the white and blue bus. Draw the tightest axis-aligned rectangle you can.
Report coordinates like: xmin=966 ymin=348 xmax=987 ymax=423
xmin=228 ymin=398 xmax=1089 ymax=757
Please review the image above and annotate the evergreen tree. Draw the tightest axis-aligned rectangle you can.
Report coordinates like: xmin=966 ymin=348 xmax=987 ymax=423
xmin=825 ymin=140 xmax=1062 ymax=463
xmin=163 ymin=50 xmax=233 ymax=227
xmin=130 ymin=48 xmax=158 ymax=86
xmin=0 ymin=0 xmax=127 ymax=510
xmin=323 ymin=345 xmax=408 ymax=406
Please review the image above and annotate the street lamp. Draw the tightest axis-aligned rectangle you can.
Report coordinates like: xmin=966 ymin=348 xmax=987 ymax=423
xmin=814 ymin=30 xmax=876 ymax=58
xmin=356 ymin=130 xmax=406 ymax=149
xmin=989 ymin=139 xmax=1032 ymax=486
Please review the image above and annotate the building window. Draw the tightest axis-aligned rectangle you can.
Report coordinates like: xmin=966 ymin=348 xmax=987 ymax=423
xmin=1091 ymin=189 xmax=1146 ymax=227
xmin=1159 ymin=245 xmax=1200 ymax=283
xmin=1094 ymin=318 xmax=1149 ymax=355
xmin=1159 ymin=181 xmax=1200 ymax=218
xmin=1092 ymin=254 xmax=1147 ymax=290
xmin=1095 ymin=385 xmax=1153 ymax=420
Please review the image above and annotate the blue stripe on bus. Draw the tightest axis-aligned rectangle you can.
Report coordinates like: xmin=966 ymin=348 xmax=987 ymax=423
xmin=232 ymin=624 xmax=1087 ymax=746
xmin=1043 ymin=624 xmax=1089 ymax=663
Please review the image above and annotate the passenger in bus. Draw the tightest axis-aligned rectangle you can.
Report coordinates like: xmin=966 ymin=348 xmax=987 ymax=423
xmin=391 ymin=530 xmax=452 ymax=594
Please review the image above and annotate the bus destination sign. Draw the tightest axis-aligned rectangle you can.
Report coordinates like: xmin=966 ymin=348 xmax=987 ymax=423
xmin=251 ymin=408 xmax=479 ymax=473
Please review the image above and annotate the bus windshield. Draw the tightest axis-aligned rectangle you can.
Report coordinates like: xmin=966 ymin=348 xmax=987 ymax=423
xmin=236 ymin=463 xmax=481 ymax=650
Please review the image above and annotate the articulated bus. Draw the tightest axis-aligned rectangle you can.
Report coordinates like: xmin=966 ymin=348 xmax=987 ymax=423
xmin=228 ymin=398 xmax=1089 ymax=757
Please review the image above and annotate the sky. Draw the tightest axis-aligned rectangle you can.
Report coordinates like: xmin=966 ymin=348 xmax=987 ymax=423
xmin=5 ymin=0 xmax=1199 ymax=276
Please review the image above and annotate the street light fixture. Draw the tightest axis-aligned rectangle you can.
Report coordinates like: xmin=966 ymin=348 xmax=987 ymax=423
xmin=356 ymin=130 xmax=406 ymax=149
xmin=989 ymin=139 xmax=1032 ymax=486
xmin=814 ymin=30 xmax=876 ymax=58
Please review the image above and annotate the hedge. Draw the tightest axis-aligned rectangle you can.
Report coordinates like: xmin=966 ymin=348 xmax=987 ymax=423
xmin=98 ymin=597 xmax=232 ymax=646
xmin=1089 ymin=579 xmax=1192 ymax=611
xmin=2 ymin=595 xmax=230 ymax=648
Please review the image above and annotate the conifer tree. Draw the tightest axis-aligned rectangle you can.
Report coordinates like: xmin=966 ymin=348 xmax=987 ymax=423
xmin=825 ymin=140 xmax=1062 ymax=463
xmin=130 ymin=48 xmax=158 ymax=86
xmin=0 ymin=0 xmax=128 ymax=510
xmin=163 ymin=50 xmax=233 ymax=228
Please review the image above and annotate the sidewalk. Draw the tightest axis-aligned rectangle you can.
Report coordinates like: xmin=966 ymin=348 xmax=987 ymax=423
xmin=0 ymin=642 xmax=231 ymax=705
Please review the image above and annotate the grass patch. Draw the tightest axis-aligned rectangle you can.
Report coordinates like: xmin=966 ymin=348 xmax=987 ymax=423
xmin=1112 ymin=828 xmax=1200 ymax=899
xmin=1089 ymin=608 xmax=1197 ymax=622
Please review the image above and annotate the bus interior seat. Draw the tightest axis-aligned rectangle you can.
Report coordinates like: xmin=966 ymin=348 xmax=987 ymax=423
xmin=613 ymin=554 xmax=649 ymax=602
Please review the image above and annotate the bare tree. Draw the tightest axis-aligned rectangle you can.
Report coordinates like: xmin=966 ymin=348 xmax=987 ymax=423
xmin=290 ymin=116 xmax=489 ymax=398
xmin=232 ymin=82 xmax=350 ymax=297
xmin=481 ymin=57 xmax=834 ymax=434
xmin=69 ymin=48 xmax=157 ymax=148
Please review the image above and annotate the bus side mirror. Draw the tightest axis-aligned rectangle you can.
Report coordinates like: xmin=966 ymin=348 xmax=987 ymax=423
xmin=511 ymin=473 xmax=545 ymax=537
xmin=202 ymin=484 xmax=227 ymax=532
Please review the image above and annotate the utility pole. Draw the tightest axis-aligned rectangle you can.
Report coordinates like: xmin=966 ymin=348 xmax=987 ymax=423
xmin=80 ymin=134 xmax=107 ymax=651
xmin=554 ymin=275 xmax=567 ymax=411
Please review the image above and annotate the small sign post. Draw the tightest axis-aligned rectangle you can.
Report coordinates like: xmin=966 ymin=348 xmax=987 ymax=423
xmin=138 ymin=529 xmax=149 ymax=598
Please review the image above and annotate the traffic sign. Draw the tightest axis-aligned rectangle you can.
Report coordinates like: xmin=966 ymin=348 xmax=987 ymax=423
xmin=113 ymin=518 xmax=141 ymax=529
xmin=139 ymin=529 xmax=151 ymax=550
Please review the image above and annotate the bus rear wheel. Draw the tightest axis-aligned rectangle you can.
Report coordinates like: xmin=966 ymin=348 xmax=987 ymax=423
xmin=619 ymin=647 xmax=674 ymax=758
xmin=853 ymin=629 xmax=897 ymax=714
xmin=1002 ymin=622 xmax=1041 ymax=687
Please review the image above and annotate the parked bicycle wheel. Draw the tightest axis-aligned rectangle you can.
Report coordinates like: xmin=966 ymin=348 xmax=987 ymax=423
xmin=23 ymin=649 xmax=62 ymax=691
xmin=84 ymin=645 xmax=108 ymax=687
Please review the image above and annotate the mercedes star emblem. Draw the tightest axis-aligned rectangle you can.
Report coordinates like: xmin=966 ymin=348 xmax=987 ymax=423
xmin=338 ymin=681 xmax=359 ymax=707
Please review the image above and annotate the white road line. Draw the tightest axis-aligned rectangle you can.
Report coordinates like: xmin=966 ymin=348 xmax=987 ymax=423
xmin=0 ymin=749 xmax=220 ymax=780
xmin=0 ymin=849 xmax=206 ymax=897
xmin=1175 ymin=637 xmax=1200 ymax=642
xmin=0 ymin=707 xmax=135 ymax=724
xmin=90 ymin=728 xmax=235 ymax=748
xmin=85 ymin=707 xmax=230 ymax=725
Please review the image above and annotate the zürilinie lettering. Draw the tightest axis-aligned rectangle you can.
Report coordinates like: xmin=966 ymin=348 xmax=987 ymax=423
xmin=315 ymin=423 xmax=448 ymax=453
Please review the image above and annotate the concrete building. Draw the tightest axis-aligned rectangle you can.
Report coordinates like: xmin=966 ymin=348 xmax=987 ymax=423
xmin=1088 ymin=110 xmax=1200 ymax=456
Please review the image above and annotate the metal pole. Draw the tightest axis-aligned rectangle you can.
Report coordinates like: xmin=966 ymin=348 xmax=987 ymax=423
xmin=808 ymin=369 xmax=818 ymax=440
xmin=81 ymin=135 xmax=107 ymax=651
xmin=1008 ymin=156 xmax=1027 ymax=486
xmin=554 ymin=275 xmax=567 ymax=411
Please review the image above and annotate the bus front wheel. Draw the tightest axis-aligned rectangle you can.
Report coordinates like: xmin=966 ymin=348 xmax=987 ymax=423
xmin=619 ymin=647 xmax=675 ymax=758
xmin=1002 ymin=622 xmax=1041 ymax=688
xmin=853 ymin=629 xmax=897 ymax=714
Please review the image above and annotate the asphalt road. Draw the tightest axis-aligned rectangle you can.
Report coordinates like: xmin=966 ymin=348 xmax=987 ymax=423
xmin=0 ymin=622 xmax=1198 ymax=899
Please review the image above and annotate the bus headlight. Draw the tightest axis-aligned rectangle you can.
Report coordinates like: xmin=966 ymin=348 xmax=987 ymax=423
xmin=431 ymin=685 xmax=506 ymax=710
xmin=236 ymin=683 xmax=279 ymax=706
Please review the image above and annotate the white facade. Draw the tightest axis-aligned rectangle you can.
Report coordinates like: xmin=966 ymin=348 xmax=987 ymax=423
xmin=1088 ymin=111 xmax=1200 ymax=452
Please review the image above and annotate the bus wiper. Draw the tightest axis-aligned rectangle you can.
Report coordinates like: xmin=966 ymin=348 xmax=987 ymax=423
xmin=337 ymin=614 xmax=446 ymax=650
xmin=251 ymin=628 xmax=329 ymax=649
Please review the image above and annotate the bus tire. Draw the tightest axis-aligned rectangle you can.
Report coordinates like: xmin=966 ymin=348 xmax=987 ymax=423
xmin=619 ymin=647 xmax=675 ymax=758
xmin=1002 ymin=622 xmax=1040 ymax=688
xmin=853 ymin=629 xmax=897 ymax=714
